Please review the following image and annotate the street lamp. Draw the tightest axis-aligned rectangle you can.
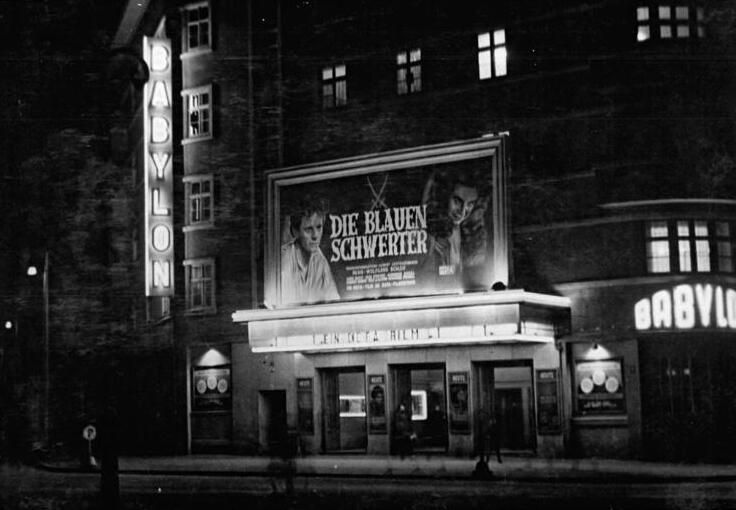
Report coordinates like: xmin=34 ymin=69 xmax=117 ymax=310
xmin=27 ymin=251 xmax=50 ymax=448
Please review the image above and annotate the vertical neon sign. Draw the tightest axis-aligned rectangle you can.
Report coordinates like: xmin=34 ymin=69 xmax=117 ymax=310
xmin=143 ymin=36 xmax=174 ymax=296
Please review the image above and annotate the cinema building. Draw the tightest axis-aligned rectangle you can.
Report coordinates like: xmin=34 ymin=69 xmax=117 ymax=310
xmin=111 ymin=0 xmax=736 ymax=461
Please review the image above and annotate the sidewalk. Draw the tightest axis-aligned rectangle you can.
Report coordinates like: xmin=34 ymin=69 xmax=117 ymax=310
xmin=38 ymin=453 xmax=736 ymax=482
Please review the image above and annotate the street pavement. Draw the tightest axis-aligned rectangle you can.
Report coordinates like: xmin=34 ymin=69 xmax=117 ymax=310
xmin=37 ymin=453 xmax=736 ymax=482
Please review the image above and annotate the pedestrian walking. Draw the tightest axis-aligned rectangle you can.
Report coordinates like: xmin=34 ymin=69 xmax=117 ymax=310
xmin=393 ymin=403 xmax=414 ymax=459
xmin=485 ymin=413 xmax=502 ymax=464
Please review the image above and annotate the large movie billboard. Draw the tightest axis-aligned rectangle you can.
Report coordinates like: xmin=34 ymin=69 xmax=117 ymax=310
xmin=266 ymin=137 xmax=508 ymax=308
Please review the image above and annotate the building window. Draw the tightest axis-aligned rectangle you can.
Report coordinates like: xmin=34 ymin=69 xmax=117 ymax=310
xmin=646 ymin=220 xmax=734 ymax=274
xmin=636 ymin=6 xmax=651 ymax=41
xmin=184 ymin=175 xmax=214 ymax=226
xmin=185 ymin=259 xmax=215 ymax=312
xmin=716 ymin=222 xmax=733 ymax=272
xmin=182 ymin=85 xmax=212 ymax=141
xmin=322 ymin=64 xmax=347 ymax=108
xmin=637 ymin=5 xmax=703 ymax=42
xmin=161 ymin=296 xmax=171 ymax=317
xmin=183 ymin=2 xmax=211 ymax=52
xmin=478 ymin=29 xmax=507 ymax=80
xmin=397 ymin=48 xmax=421 ymax=95
xmin=677 ymin=220 xmax=710 ymax=272
xmin=646 ymin=221 xmax=670 ymax=273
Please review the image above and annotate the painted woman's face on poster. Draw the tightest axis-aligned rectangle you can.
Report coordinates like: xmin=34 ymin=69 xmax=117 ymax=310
xmin=276 ymin=158 xmax=500 ymax=306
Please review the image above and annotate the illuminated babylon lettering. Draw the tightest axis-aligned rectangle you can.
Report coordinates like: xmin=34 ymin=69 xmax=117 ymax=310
xmin=635 ymin=283 xmax=736 ymax=330
xmin=152 ymin=260 xmax=171 ymax=288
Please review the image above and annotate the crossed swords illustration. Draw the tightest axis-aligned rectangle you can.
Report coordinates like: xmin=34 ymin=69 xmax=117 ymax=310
xmin=367 ymin=174 xmax=389 ymax=210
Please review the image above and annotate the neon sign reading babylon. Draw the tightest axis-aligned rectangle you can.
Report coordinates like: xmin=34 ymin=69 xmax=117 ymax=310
xmin=143 ymin=35 xmax=174 ymax=296
xmin=634 ymin=283 xmax=736 ymax=331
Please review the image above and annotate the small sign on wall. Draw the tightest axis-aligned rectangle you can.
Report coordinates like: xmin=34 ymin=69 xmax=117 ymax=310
xmin=575 ymin=359 xmax=625 ymax=415
xmin=449 ymin=372 xmax=470 ymax=434
xmin=192 ymin=366 xmax=231 ymax=411
xmin=297 ymin=378 xmax=314 ymax=434
xmin=535 ymin=369 xmax=561 ymax=434
xmin=367 ymin=374 xmax=387 ymax=434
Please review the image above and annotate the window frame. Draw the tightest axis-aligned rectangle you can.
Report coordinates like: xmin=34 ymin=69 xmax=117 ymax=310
xmin=477 ymin=29 xmax=507 ymax=80
xmin=574 ymin=358 xmax=626 ymax=416
xmin=184 ymin=257 xmax=216 ymax=314
xmin=321 ymin=64 xmax=347 ymax=109
xmin=181 ymin=2 xmax=212 ymax=54
xmin=181 ymin=84 xmax=213 ymax=143
xmin=183 ymin=174 xmax=215 ymax=230
xmin=645 ymin=220 xmax=671 ymax=273
xmin=645 ymin=219 xmax=734 ymax=275
xmin=396 ymin=48 xmax=422 ymax=95
xmin=637 ymin=4 xmax=704 ymax=42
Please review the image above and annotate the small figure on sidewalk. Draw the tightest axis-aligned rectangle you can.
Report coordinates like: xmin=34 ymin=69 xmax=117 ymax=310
xmin=393 ymin=403 xmax=414 ymax=460
xmin=473 ymin=410 xmax=502 ymax=480
xmin=483 ymin=414 xmax=502 ymax=465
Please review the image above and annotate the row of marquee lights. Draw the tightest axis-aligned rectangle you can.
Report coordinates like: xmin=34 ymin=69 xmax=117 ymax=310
xmin=143 ymin=36 xmax=174 ymax=297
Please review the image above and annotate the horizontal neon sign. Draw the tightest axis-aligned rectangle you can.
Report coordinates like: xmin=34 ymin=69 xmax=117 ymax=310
xmin=635 ymin=283 xmax=736 ymax=331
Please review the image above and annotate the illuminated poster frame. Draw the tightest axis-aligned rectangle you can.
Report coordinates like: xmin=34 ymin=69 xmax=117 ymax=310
xmin=264 ymin=136 xmax=509 ymax=308
xmin=575 ymin=359 xmax=625 ymax=415
xmin=143 ymin=33 xmax=175 ymax=297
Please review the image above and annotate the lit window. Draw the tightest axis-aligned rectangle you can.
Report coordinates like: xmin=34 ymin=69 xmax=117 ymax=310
xmin=182 ymin=85 xmax=212 ymax=141
xmin=185 ymin=175 xmax=214 ymax=226
xmin=646 ymin=220 xmax=734 ymax=275
xmin=639 ymin=5 xmax=700 ymax=42
xmin=182 ymin=3 xmax=211 ymax=52
xmin=646 ymin=221 xmax=670 ymax=273
xmin=716 ymin=222 xmax=733 ymax=272
xmin=322 ymin=64 xmax=347 ymax=108
xmin=637 ymin=7 xmax=651 ymax=41
xmin=478 ymin=29 xmax=507 ymax=80
xmin=397 ymin=48 xmax=421 ymax=95
xmin=675 ymin=6 xmax=690 ymax=38
xmin=676 ymin=220 xmax=710 ymax=272
xmin=185 ymin=259 xmax=215 ymax=312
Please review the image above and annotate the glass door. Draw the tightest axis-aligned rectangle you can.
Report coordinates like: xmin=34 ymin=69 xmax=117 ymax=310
xmin=322 ymin=368 xmax=367 ymax=452
xmin=392 ymin=365 xmax=448 ymax=451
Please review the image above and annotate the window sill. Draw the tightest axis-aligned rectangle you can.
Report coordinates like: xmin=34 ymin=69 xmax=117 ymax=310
xmin=185 ymin=307 xmax=217 ymax=317
xmin=572 ymin=415 xmax=628 ymax=427
xmin=182 ymin=134 xmax=213 ymax=146
xmin=147 ymin=314 xmax=173 ymax=327
xmin=183 ymin=223 xmax=215 ymax=233
xmin=181 ymin=48 xmax=213 ymax=59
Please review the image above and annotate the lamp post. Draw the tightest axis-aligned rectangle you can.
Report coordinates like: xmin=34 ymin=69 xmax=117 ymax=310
xmin=27 ymin=250 xmax=49 ymax=448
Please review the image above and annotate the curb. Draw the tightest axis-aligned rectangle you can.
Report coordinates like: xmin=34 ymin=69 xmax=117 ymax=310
xmin=35 ymin=462 xmax=736 ymax=484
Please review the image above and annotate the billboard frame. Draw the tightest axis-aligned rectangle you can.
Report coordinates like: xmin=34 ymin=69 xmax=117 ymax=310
xmin=264 ymin=135 xmax=509 ymax=308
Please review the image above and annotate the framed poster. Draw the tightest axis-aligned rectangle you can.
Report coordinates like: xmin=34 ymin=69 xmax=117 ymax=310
xmin=535 ymin=369 xmax=561 ymax=434
xmin=296 ymin=378 xmax=314 ymax=434
xmin=192 ymin=366 xmax=231 ymax=411
xmin=575 ymin=359 xmax=625 ymax=415
xmin=449 ymin=372 xmax=470 ymax=434
xmin=367 ymin=374 xmax=387 ymax=434
xmin=265 ymin=137 xmax=509 ymax=308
